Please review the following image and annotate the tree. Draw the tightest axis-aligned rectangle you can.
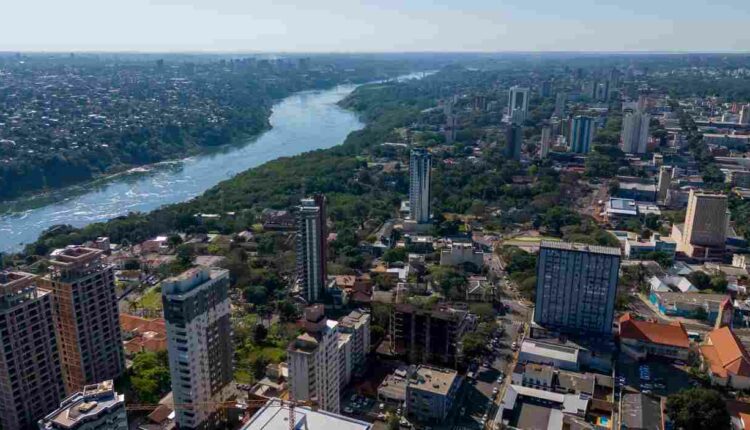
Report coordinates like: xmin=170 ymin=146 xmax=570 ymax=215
xmin=382 ymin=247 xmax=407 ymax=264
xmin=167 ymin=234 xmax=183 ymax=248
xmin=386 ymin=413 xmax=400 ymax=430
xmin=176 ymin=244 xmax=195 ymax=267
xmin=666 ymin=388 xmax=729 ymax=430
xmin=130 ymin=351 xmax=171 ymax=404
xmin=252 ymin=324 xmax=268 ymax=344
xmin=687 ymin=271 xmax=712 ymax=290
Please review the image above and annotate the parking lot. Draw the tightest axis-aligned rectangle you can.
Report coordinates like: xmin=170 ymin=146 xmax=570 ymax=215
xmin=617 ymin=354 xmax=696 ymax=397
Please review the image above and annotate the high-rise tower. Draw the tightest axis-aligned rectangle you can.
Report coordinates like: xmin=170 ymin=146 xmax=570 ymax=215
xmin=0 ymin=271 xmax=66 ymax=430
xmin=621 ymin=111 xmax=651 ymax=154
xmin=162 ymin=268 xmax=234 ymax=430
xmin=569 ymin=115 xmax=596 ymax=154
xmin=409 ymin=149 xmax=432 ymax=224
xmin=297 ymin=196 xmax=328 ymax=303
xmin=40 ymin=246 xmax=124 ymax=394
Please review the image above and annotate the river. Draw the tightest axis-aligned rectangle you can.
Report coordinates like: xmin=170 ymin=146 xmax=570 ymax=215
xmin=1 ymin=83 xmax=371 ymax=253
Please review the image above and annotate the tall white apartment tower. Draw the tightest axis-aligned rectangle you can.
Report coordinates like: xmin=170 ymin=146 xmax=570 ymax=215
xmin=409 ymin=148 xmax=432 ymax=224
xmin=621 ymin=111 xmax=651 ymax=154
xmin=508 ymin=86 xmax=530 ymax=124
xmin=540 ymin=126 xmax=552 ymax=158
xmin=288 ymin=305 xmax=341 ymax=413
xmin=162 ymin=268 xmax=234 ymax=430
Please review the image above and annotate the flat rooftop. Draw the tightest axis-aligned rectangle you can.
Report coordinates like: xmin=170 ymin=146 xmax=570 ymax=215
xmin=409 ymin=365 xmax=459 ymax=396
xmin=41 ymin=380 xmax=123 ymax=429
xmin=540 ymin=241 xmax=621 ymax=257
xmin=241 ymin=399 xmax=370 ymax=430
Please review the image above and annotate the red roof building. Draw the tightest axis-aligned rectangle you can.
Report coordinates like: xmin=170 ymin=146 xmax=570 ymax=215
xmin=120 ymin=314 xmax=168 ymax=356
xmin=700 ymin=326 xmax=750 ymax=390
xmin=618 ymin=313 xmax=690 ymax=361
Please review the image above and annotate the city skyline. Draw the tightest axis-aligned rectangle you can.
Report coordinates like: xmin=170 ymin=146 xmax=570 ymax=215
xmin=3 ymin=0 xmax=750 ymax=53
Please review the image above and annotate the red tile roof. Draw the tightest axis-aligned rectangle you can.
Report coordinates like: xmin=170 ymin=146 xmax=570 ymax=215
xmin=701 ymin=327 xmax=750 ymax=378
xmin=618 ymin=313 xmax=690 ymax=349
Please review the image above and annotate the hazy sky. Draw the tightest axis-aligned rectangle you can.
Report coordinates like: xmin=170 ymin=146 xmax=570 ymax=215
xmin=4 ymin=0 xmax=750 ymax=52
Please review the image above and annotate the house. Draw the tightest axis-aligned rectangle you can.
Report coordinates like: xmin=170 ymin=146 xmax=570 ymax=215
xmin=700 ymin=326 xmax=750 ymax=389
xmin=648 ymin=275 xmax=697 ymax=293
xmin=120 ymin=314 xmax=167 ymax=355
xmin=618 ymin=313 xmax=690 ymax=361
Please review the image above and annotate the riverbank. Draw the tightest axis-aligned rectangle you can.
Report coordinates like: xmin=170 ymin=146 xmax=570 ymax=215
xmin=1 ymin=84 xmax=365 ymax=253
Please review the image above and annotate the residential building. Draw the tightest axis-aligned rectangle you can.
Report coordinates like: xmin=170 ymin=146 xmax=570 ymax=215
xmin=393 ymin=303 xmax=474 ymax=367
xmin=465 ymin=276 xmax=497 ymax=303
xmin=39 ymin=246 xmax=125 ymax=394
xmin=338 ymin=309 xmax=371 ymax=375
xmin=508 ymin=86 xmax=530 ymax=124
xmin=672 ymin=191 xmax=729 ymax=259
xmin=240 ymin=399 xmax=371 ymax=430
xmin=119 ymin=314 xmax=167 ymax=356
xmin=727 ymin=170 xmax=750 ymax=188
xmin=540 ymin=125 xmax=552 ymax=158
xmin=657 ymin=166 xmax=673 ymax=204
xmin=618 ymin=313 xmax=690 ymax=361
xmin=554 ymin=92 xmax=566 ymax=117
xmin=740 ymin=104 xmax=750 ymax=125
xmin=337 ymin=333 xmax=353 ymax=388
xmin=569 ymin=115 xmax=595 ymax=154
xmin=405 ymin=365 xmax=461 ymax=423
xmin=39 ymin=380 xmax=127 ymax=430
xmin=700 ymin=326 xmax=750 ymax=390
xmin=439 ymin=242 xmax=484 ymax=267
xmin=534 ymin=241 xmax=621 ymax=335
xmin=162 ymin=268 xmax=234 ymax=430
xmin=621 ymin=111 xmax=651 ymax=154
xmin=297 ymin=195 xmax=328 ymax=303
xmin=0 ymin=271 xmax=66 ymax=430
xmin=409 ymin=148 xmax=432 ymax=224
xmin=288 ymin=305 xmax=341 ymax=413
xmin=505 ymin=123 xmax=523 ymax=161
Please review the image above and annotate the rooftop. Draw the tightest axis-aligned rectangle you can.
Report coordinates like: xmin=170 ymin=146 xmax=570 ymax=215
xmin=619 ymin=313 xmax=690 ymax=349
xmin=241 ymin=399 xmax=370 ymax=430
xmin=40 ymin=380 xmax=124 ymax=429
xmin=520 ymin=339 xmax=580 ymax=364
xmin=409 ymin=365 xmax=459 ymax=396
xmin=540 ymin=241 xmax=621 ymax=257
xmin=701 ymin=326 xmax=750 ymax=378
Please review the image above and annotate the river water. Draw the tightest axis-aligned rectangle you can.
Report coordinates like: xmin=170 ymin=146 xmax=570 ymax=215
xmin=0 ymin=84 xmax=366 ymax=252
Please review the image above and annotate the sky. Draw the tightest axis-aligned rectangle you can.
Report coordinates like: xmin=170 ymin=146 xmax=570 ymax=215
xmin=3 ymin=0 xmax=750 ymax=53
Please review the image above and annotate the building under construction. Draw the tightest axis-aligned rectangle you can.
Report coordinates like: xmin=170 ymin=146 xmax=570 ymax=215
xmin=392 ymin=304 xmax=475 ymax=367
xmin=0 ymin=271 xmax=66 ymax=430
xmin=39 ymin=246 xmax=125 ymax=394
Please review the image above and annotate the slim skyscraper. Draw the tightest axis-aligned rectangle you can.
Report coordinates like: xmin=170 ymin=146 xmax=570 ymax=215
xmin=505 ymin=124 xmax=523 ymax=161
xmin=554 ymin=92 xmax=566 ymax=117
xmin=297 ymin=196 xmax=328 ymax=303
xmin=409 ymin=148 xmax=432 ymax=224
xmin=540 ymin=126 xmax=552 ymax=158
xmin=0 ymin=271 xmax=66 ymax=430
xmin=40 ymin=246 xmax=124 ymax=394
xmin=569 ymin=115 xmax=596 ymax=154
xmin=508 ymin=86 xmax=530 ymax=124
xmin=621 ymin=111 xmax=651 ymax=154
xmin=534 ymin=241 xmax=621 ymax=335
xmin=162 ymin=268 xmax=234 ymax=430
